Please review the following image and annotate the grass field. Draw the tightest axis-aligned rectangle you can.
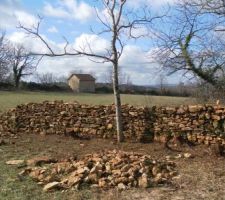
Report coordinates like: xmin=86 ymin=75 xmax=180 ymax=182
xmin=0 ymin=91 xmax=195 ymax=112
xmin=1 ymin=134 xmax=225 ymax=200
xmin=3 ymin=91 xmax=223 ymax=200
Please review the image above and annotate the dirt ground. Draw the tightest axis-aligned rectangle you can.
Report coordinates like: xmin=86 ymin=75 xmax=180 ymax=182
xmin=1 ymin=134 xmax=225 ymax=200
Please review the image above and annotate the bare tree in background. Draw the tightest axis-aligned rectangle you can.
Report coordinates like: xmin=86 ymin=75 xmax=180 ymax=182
xmin=35 ymin=72 xmax=67 ymax=84
xmin=11 ymin=45 xmax=40 ymax=89
xmin=0 ymin=32 xmax=11 ymax=81
xmin=157 ymin=73 xmax=167 ymax=95
xmin=155 ymin=0 xmax=225 ymax=90
xmin=35 ymin=72 xmax=56 ymax=84
xmin=19 ymin=0 xmax=161 ymax=142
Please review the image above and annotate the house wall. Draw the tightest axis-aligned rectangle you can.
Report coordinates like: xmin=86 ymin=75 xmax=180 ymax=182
xmin=68 ymin=75 xmax=95 ymax=93
xmin=79 ymin=81 xmax=95 ymax=93
xmin=68 ymin=76 xmax=80 ymax=92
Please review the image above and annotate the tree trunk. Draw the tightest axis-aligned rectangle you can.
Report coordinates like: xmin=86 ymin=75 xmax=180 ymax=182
xmin=13 ymin=72 xmax=20 ymax=89
xmin=112 ymin=62 xmax=124 ymax=142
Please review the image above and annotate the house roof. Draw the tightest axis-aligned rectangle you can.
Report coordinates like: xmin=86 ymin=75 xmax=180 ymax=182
xmin=68 ymin=74 xmax=96 ymax=81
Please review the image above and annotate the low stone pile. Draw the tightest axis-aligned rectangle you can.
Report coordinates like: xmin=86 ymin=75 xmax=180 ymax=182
xmin=18 ymin=150 xmax=177 ymax=191
xmin=0 ymin=101 xmax=153 ymax=141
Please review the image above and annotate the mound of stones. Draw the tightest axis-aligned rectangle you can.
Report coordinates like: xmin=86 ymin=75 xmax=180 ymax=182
xmin=18 ymin=150 xmax=177 ymax=191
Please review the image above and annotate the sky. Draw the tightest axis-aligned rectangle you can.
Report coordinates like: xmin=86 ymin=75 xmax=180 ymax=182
xmin=0 ymin=0 xmax=184 ymax=85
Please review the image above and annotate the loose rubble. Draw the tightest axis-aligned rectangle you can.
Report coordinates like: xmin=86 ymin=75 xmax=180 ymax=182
xmin=18 ymin=150 xmax=178 ymax=191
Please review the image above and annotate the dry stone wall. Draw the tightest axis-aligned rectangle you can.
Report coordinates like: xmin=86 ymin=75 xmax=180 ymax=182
xmin=153 ymin=105 xmax=225 ymax=145
xmin=0 ymin=101 xmax=225 ymax=145
xmin=0 ymin=101 xmax=153 ymax=142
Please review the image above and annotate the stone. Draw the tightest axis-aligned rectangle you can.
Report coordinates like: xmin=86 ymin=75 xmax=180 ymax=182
xmin=107 ymin=124 xmax=113 ymax=130
xmin=98 ymin=178 xmax=107 ymax=188
xmin=154 ymin=173 xmax=163 ymax=184
xmin=117 ymin=183 xmax=126 ymax=190
xmin=88 ymin=173 xmax=98 ymax=184
xmin=43 ymin=182 xmax=61 ymax=192
xmin=8 ymin=150 xmax=178 ymax=191
xmin=183 ymin=153 xmax=194 ymax=158
xmin=67 ymin=176 xmax=81 ymax=186
xmin=6 ymin=160 xmax=25 ymax=165
xmin=27 ymin=156 xmax=57 ymax=166
xmin=138 ymin=174 xmax=149 ymax=188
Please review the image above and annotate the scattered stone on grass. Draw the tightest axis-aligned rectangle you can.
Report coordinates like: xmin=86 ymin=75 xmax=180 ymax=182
xmin=6 ymin=160 xmax=25 ymax=165
xmin=43 ymin=181 xmax=62 ymax=192
xmin=18 ymin=150 xmax=178 ymax=191
xmin=26 ymin=156 xmax=57 ymax=166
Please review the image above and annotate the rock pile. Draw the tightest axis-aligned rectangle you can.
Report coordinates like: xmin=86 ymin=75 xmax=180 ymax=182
xmin=18 ymin=150 xmax=177 ymax=191
xmin=153 ymin=105 xmax=225 ymax=145
xmin=0 ymin=101 xmax=153 ymax=141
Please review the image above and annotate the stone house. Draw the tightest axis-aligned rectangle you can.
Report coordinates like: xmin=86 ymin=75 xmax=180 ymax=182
xmin=68 ymin=74 xmax=95 ymax=93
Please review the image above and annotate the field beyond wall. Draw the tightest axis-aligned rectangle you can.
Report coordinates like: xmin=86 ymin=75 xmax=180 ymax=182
xmin=0 ymin=91 xmax=195 ymax=112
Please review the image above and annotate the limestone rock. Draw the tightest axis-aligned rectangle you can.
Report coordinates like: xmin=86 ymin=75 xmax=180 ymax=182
xmin=6 ymin=160 xmax=25 ymax=165
xmin=43 ymin=182 xmax=61 ymax=192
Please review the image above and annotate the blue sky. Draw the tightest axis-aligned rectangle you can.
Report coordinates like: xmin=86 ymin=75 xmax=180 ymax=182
xmin=0 ymin=0 xmax=184 ymax=85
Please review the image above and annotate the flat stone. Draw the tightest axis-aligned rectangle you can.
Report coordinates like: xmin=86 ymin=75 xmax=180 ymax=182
xmin=6 ymin=160 xmax=25 ymax=165
xmin=27 ymin=156 xmax=57 ymax=166
xmin=43 ymin=182 xmax=61 ymax=192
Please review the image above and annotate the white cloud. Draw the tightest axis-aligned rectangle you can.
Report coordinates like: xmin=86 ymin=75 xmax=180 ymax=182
xmin=0 ymin=0 xmax=38 ymax=29
xmin=128 ymin=0 xmax=177 ymax=8
xmin=73 ymin=33 xmax=110 ymax=53
xmin=43 ymin=0 xmax=94 ymax=22
xmin=7 ymin=31 xmax=62 ymax=55
xmin=47 ymin=26 xmax=58 ymax=33
xmin=7 ymin=31 xmax=161 ymax=84
xmin=14 ymin=11 xmax=38 ymax=28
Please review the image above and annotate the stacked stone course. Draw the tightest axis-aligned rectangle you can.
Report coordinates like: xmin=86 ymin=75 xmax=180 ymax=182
xmin=0 ymin=101 xmax=225 ymax=145
xmin=0 ymin=101 xmax=153 ymax=141
xmin=153 ymin=105 xmax=225 ymax=145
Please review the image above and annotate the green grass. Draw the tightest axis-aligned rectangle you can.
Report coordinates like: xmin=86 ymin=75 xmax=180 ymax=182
xmin=0 ymin=91 xmax=195 ymax=112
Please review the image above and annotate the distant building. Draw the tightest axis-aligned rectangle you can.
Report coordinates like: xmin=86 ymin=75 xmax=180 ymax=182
xmin=68 ymin=74 xmax=95 ymax=93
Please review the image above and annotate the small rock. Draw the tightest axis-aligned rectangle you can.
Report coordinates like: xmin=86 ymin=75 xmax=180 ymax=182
xmin=117 ymin=183 xmax=126 ymax=190
xmin=154 ymin=173 xmax=163 ymax=184
xmin=67 ymin=176 xmax=81 ymax=187
xmin=183 ymin=153 xmax=194 ymax=158
xmin=138 ymin=174 xmax=149 ymax=188
xmin=27 ymin=156 xmax=57 ymax=166
xmin=6 ymin=160 xmax=25 ymax=165
xmin=107 ymin=124 xmax=113 ymax=130
xmin=175 ymin=154 xmax=182 ymax=159
xmin=43 ymin=182 xmax=61 ymax=192
xmin=98 ymin=178 xmax=107 ymax=188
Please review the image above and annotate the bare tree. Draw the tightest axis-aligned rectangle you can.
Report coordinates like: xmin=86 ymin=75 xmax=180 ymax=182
xmin=19 ymin=0 xmax=161 ymax=142
xmin=155 ymin=0 xmax=225 ymax=90
xmin=35 ymin=72 xmax=67 ymax=84
xmin=35 ymin=72 xmax=56 ymax=84
xmin=0 ymin=32 xmax=11 ymax=82
xmin=11 ymin=45 xmax=40 ymax=89
xmin=157 ymin=73 xmax=167 ymax=95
